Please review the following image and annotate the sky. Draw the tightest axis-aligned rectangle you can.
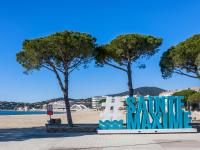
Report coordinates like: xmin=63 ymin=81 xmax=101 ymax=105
xmin=0 ymin=0 xmax=199 ymax=102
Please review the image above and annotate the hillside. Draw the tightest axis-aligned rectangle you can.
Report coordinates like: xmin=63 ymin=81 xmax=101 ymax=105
xmin=108 ymin=87 xmax=166 ymax=96
xmin=0 ymin=87 xmax=165 ymax=110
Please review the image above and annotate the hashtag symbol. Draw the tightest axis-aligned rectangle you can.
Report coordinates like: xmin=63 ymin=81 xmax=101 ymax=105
xmin=100 ymin=97 xmax=123 ymax=121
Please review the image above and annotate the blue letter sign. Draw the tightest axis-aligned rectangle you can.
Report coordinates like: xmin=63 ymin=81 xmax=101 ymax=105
xmin=99 ymin=96 xmax=192 ymax=130
xmin=126 ymin=96 xmax=192 ymax=129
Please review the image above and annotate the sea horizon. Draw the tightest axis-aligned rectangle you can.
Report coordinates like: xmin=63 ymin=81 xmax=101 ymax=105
xmin=0 ymin=110 xmax=64 ymax=115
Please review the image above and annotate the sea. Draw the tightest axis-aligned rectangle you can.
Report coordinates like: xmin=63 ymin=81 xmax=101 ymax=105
xmin=0 ymin=110 xmax=64 ymax=115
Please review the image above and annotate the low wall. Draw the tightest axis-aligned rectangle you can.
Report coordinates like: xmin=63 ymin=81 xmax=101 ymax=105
xmin=192 ymin=111 xmax=200 ymax=120
xmin=46 ymin=124 xmax=98 ymax=132
xmin=46 ymin=123 xmax=200 ymax=133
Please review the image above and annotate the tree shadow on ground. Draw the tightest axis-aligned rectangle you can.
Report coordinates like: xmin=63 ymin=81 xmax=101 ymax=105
xmin=0 ymin=126 xmax=96 ymax=142
xmin=50 ymin=139 xmax=200 ymax=150
xmin=1 ymin=123 xmax=200 ymax=142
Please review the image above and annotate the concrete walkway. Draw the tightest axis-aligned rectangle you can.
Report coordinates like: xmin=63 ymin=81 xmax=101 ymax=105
xmin=0 ymin=127 xmax=200 ymax=150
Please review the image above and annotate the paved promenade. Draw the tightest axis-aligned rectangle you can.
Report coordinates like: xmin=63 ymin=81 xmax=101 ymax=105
xmin=0 ymin=127 xmax=200 ymax=150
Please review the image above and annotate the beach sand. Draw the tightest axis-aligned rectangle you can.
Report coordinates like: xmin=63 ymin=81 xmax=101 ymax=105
xmin=0 ymin=110 xmax=200 ymax=129
xmin=0 ymin=110 xmax=100 ymax=129
xmin=1 ymin=110 xmax=200 ymax=150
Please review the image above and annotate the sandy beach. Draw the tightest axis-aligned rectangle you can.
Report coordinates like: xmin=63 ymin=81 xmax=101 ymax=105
xmin=0 ymin=110 xmax=200 ymax=150
xmin=0 ymin=110 xmax=101 ymax=129
xmin=0 ymin=110 xmax=200 ymax=129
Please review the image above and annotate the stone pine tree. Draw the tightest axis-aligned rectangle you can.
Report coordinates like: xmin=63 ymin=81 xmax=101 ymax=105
xmin=94 ymin=34 xmax=162 ymax=96
xmin=173 ymin=89 xmax=197 ymax=110
xmin=16 ymin=31 xmax=96 ymax=127
xmin=160 ymin=34 xmax=200 ymax=79
xmin=188 ymin=92 xmax=200 ymax=106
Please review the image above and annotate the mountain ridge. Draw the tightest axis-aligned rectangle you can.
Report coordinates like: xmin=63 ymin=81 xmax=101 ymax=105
xmin=0 ymin=87 xmax=165 ymax=110
xmin=107 ymin=87 xmax=165 ymax=97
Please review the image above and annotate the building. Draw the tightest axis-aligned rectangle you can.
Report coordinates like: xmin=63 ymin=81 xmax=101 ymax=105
xmin=159 ymin=86 xmax=200 ymax=96
xmin=43 ymin=99 xmax=92 ymax=110
xmin=91 ymin=95 xmax=129 ymax=110
xmin=159 ymin=90 xmax=176 ymax=96
xmin=16 ymin=106 xmax=30 ymax=111
xmin=91 ymin=96 xmax=106 ymax=109
xmin=49 ymin=100 xmax=66 ymax=110
xmin=190 ymin=87 xmax=200 ymax=92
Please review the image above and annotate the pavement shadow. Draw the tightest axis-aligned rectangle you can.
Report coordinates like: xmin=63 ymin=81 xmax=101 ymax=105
xmin=49 ymin=140 xmax=184 ymax=150
xmin=0 ymin=126 xmax=96 ymax=142
xmin=1 ymin=123 xmax=199 ymax=142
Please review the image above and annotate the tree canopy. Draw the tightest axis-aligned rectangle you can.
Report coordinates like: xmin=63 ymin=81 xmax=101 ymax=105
xmin=17 ymin=31 xmax=96 ymax=74
xmin=95 ymin=34 xmax=162 ymax=67
xmin=16 ymin=31 xmax=96 ymax=127
xmin=160 ymin=34 xmax=200 ymax=79
xmin=188 ymin=93 xmax=200 ymax=103
xmin=173 ymin=89 xmax=197 ymax=102
xmin=173 ymin=89 xmax=197 ymax=110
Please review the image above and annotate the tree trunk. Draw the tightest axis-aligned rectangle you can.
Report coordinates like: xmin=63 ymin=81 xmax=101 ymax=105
xmin=127 ymin=62 xmax=134 ymax=97
xmin=64 ymin=71 xmax=73 ymax=127
xmin=198 ymin=103 xmax=200 ymax=111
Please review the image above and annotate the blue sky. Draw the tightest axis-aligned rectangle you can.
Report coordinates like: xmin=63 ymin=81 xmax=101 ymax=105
xmin=0 ymin=0 xmax=199 ymax=102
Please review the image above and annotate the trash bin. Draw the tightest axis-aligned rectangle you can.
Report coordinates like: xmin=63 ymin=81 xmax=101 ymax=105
xmin=49 ymin=118 xmax=61 ymax=124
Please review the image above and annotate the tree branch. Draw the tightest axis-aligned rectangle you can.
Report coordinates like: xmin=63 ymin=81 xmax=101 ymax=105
xmin=42 ymin=63 xmax=65 ymax=75
xmin=48 ymin=61 xmax=65 ymax=93
xmin=68 ymin=57 xmax=92 ymax=74
xmin=68 ymin=59 xmax=83 ymax=70
xmin=42 ymin=65 xmax=54 ymax=72
xmin=174 ymin=69 xmax=199 ymax=79
xmin=68 ymin=59 xmax=86 ymax=74
xmin=68 ymin=67 xmax=77 ymax=75
xmin=119 ymin=62 xmax=128 ymax=66
xmin=180 ymin=64 xmax=198 ymax=74
xmin=52 ymin=64 xmax=65 ymax=73
xmin=105 ymin=61 xmax=128 ymax=72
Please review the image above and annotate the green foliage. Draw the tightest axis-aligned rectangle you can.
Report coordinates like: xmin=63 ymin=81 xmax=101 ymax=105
xmin=94 ymin=34 xmax=163 ymax=66
xmin=173 ymin=89 xmax=197 ymax=103
xmin=16 ymin=31 xmax=96 ymax=74
xmin=160 ymin=34 xmax=200 ymax=79
xmin=188 ymin=93 xmax=200 ymax=103
xmin=99 ymin=99 xmax=106 ymax=104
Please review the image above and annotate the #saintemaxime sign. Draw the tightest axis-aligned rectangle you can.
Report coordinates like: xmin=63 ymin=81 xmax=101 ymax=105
xmin=99 ymin=96 xmax=192 ymax=130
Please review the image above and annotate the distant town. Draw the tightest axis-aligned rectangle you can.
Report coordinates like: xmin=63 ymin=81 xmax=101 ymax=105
xmin=0 ymin=86 xmax=199 ymax=111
